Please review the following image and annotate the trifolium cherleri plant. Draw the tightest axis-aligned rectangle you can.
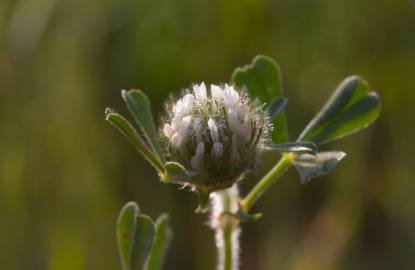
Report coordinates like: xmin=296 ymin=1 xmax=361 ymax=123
xmin=161 ymin=83 xmax=269 ymax=191
xmin=106 ymin=55 xmax=381 ymax=270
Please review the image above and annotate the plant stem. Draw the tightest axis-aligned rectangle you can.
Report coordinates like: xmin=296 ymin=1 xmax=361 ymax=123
xmin=221 ymin=227 xmax=234 ymax=270
xmin=241 ymin=153 xmax=294 ymax=211
xmin=211 ymin=154 xmax=294 ymax=269
xmin=211 ymin=186 xmax=240 ymax=270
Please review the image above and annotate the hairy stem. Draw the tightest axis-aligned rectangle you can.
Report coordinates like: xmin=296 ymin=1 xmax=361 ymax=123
xmin=210 ymin=154 xmax=294 ymax=269
xmin=211 ymin=186 xmax=241 ymax=270
xmin=241 ymin=153 xmax=294 ymax=212
xmin=222 ymin=229 xmax=232 ymax=270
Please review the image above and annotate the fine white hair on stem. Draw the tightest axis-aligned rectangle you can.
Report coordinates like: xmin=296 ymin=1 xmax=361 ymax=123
xmin=210 ymin=186 xmax=241 ymax=270
xmin=231 ymin=228 xmax=241 ymax=270
xmin=210 ymin=186 xmax=239 ymax=227
xmin=214 ymin=228 xmax=241 ymax=270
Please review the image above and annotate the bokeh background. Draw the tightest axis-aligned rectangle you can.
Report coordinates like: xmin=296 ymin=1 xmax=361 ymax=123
xmin=1 ymin=0 xmax=414 ymax=269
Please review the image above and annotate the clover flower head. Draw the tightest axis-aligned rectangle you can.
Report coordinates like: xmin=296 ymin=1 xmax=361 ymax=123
xmin=161 ymin=82 xmax=270 ymax=190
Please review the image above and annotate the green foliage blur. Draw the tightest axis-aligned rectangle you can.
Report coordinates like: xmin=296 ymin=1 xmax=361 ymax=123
xmin=1 ymin=0 xmax=414 ymax=269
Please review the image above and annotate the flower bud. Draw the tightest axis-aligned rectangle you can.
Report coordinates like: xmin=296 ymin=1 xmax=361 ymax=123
xmin=160 ymin=83 xmax=270 ymax=190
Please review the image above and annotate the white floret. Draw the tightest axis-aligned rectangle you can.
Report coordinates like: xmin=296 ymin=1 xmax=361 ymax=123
xmin=191 ymin=142 xmax=205 ymax=170
xmin=168 ymin=115 xmax=192 ymax=149
xmin=163 ymin=123 xmax=175 ymax=138
xmin=211 ymin=84 xmax=224 ymax=100
xmin=228 ymin=109 xmax=251 ymax=145
xmin=212 ymin=142 xmax=223 ymax=159
xmin=223 ymin=84 xmax=240 ymax=109
xmin=193 ymin=82 xmax=207 ymax=104
xmin=208 ymin=118 xmax=220 ymax=142
xmin=173 ymin=93 xmax=193 ymax=116
xmin=193 ymin=118 xmax=203 ymax=143
xmin=230 ymin=134 xmax=239 ymax=165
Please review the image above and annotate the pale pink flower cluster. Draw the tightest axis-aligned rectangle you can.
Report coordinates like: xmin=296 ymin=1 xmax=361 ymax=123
xmin=163 ymin=82 xmax=263 ymax=172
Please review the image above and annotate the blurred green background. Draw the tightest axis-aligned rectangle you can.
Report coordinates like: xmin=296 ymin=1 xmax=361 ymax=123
xmin=1 ymin=0 xmax=414 ymax=269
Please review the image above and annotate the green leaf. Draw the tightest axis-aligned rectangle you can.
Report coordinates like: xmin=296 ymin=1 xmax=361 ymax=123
xmin=117 ymin=202 xmax=139 ymax=270
xmin=164 ymin=162 xmax=207 ymax=185
xmin=105 ymin=109 xmax=165 ymax=173
xmin=122 ymin=90 xmax=166 ymax=163
xmin=263 ymin=142 xmax=317 ymax=154
xmin=232 ymin=55 xmax=288 ymax=143
xmin=117 ymin=203 xmax=156 ymax=270
xmin=130 ymin=214 xmax=155 ymax=270
xmin=298 ymin=76 xmax=381 ymax=144
xmin=293 ymin=151 xmax=346 ymax=183
xmin=145 ymin=214 xmax=173 ymax=270
xmin=267 ymin=98 xmax=288 ymax=120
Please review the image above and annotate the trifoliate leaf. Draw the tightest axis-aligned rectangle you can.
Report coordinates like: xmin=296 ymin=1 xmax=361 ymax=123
xmin=263 ymin=142 xmax=318 ymax=154
xmin=298 ymin=76 xmax=380 ymax=144
xmin=117 ymin=202 xmax=139 ymax=270
xmin=267 ymin=97 xmax=288 ymax=120
xmin=145 ymin=214 xmax=173 ymax=270
xmin=232 ymin=55 xmax=289 ymax=143
xmin=105 ymin=109 xmax=165 ymax=173
xmin=130 ymin=215 xmax=155 ymax=270
xmin=122 ymin=90 xmax=166 ymax=163
xmin=117 ymin=202 xmax=155 ymax=270
xmin=293 ymin=151 xmax=346 ymax=183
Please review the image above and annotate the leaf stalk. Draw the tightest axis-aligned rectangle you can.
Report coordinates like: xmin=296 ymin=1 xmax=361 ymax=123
xmin=241 ymin=153 xmax=294 ymax=212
